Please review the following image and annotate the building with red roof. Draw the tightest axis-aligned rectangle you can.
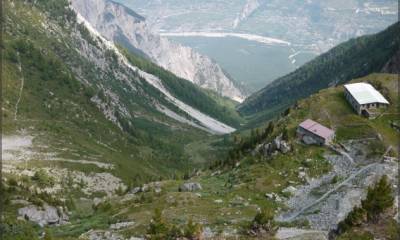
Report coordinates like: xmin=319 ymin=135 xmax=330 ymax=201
xmin=297 ymin=119 xmax=335 ymax=145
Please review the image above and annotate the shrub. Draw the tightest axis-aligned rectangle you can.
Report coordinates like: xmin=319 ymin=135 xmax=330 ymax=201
xmin=44 ymin=229 xmax=54 ymax=240
xmin=94 ymin=201 xmax=112 ymax=212
xmin=337 ymin=230 xmax=373 ymax=240
xmin=184 ymin=218 xmax=202 ymax=239
xmin=337 ymin=206 xmax=367 ymax=234
xmin=1 ymin=218 xmax=39 ymax=240
xmin=361 ymin=175 xmax=394 ymax=222
xmin=31 ymin=169 xmax=54 ymax=187
xmin=147 ymin=208 xmax=170 ymax=239
xmin=249 ymin=208 xmax=277 ymax=236
xmin=7 ymin=177 xmax=18 ymax=186
xmin=147 ymin=209 xmax=203 ymax=240
xmin=386 ymin=220 xmax=400 ymax=240
xmin=335 ymin=175 xmax=394 ymax=237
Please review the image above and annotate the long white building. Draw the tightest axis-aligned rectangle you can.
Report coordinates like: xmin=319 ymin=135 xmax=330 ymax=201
xmin=344 ymin=82 xmax=389 ymax=116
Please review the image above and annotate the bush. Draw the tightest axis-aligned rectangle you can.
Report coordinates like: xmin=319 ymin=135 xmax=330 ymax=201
xmin=1 ymin=218 xmax=39 ymax=240
xmin=31 ymin=170 xmax=54 ymax=187
xmin=337 ymin=230 xmax=373 ymax=240
xmin=337 ymin=206 xmax=367 ymax=233
xmin=184 ymin=218 xmax=202 ymax=239
xmin=147 ymin=209 xmax=203 ymax=240
xmin=386 ymin=220 xmax=400 ymax=240
xmin=7 ymin=177 xmax=18 ymax=186
xmin=44 ymin=229 xmax=54 ymax=240
xmin=94 ymin=201 xmax=112 ymax=212
xmin=249 ymin=208 xmax=277 ymax=236
xmin=147 ymin=208 xmax=170 ymax=239
xmin=335 ymin=175 xmax=394 ymax=237
xmin=361 ymin=175 xmax=394 ymax=222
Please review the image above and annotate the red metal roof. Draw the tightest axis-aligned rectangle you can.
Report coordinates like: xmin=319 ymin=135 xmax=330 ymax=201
xmin=299 ymin=119 xmax=334 ymax=140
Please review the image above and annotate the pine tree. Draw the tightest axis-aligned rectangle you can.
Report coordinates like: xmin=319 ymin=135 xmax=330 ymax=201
xmin=362 ymin=175 xmax=394 ymax=222
xmin=148 ymin=208 xmax=169 ymax=238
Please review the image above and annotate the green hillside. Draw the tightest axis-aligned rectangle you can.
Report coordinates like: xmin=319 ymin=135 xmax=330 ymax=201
xmin=4 ymin=73 xmax=396 ymax=239
xmin=118 ymin=46 xmax=243 ymax=128
xmin=2 ymin=0 xmax=239 ymax=183
xmin=238 ymin=22 xmax=400 ymax=124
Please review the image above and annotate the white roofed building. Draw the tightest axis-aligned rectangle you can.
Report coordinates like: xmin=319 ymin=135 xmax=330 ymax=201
xmin=344 ymin=82 xmax=389 ymax=117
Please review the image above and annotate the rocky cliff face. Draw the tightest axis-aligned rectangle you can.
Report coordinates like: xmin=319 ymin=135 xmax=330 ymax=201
xmin=70 ymin=0 xmax=245 ymax=102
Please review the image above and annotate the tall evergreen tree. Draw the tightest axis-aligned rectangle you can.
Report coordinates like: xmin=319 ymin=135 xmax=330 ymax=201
xmin=362 ymin=175 xmax=394 ymax=222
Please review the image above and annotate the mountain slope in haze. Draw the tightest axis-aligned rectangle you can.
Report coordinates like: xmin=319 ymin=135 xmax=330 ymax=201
xmin=238 ymin=22 xmax=400 ymax=122
xmin=2 ymin=0 xmax=241 ymax=184
xmin=116 ymin=0 xmax=397 ymax=52
xmin=70 ymin=0 xmax=246 ymax=102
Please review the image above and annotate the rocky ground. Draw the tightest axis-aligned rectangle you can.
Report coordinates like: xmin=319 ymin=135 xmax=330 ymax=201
xmin=3 ymin=134 xmax=126 ymax=228
xmin=276 ymin=140 xmax=398 ymax=231
xmin=3 ymin=134 xmax=398 ymax=239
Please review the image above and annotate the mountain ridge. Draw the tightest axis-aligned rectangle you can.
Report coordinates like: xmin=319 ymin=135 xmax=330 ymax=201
xmin=70 ymin=0 xmax=246 ymax=102
xmin=3 ymin=0 xmax=240 ymax=183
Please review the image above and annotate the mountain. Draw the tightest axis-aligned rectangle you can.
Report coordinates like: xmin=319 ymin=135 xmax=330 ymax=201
xmin=70 ymin=0 xmax=245 ymax=102
xmin=2 ymin=0 xmax=245 ymax=185
xmin=112 ymin=0 xmax=397 ymax=95
xmin=115 ymin=0 xmax=398 ymax=52
xmin=238 ymin=22 xmax=400 ymax=122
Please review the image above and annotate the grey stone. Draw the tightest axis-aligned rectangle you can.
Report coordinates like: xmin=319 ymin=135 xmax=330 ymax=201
xmin=129 ymin=187 xmax=142 ymax=194
xmin=110 ymin=221 xmax=135 ymax=230
xmin=179 ymin=182 xmax=202 ymax=192
xmin=282 ymin=186 xmax=297 ymax=195
xmin=18 ymin=204 xmax=69 ymax=227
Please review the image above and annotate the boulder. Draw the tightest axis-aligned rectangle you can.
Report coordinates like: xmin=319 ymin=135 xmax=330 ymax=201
xmin=211 ymin=170 xmax=221 ymax=176
xmin=93 ymin=197 xmax=104 ymax=206
xmin=18 ymin=204 xmax=69 ymax=227
xmin=265 ymin=193 xmax=274 ymax=199
xmin=202 ymin=226 xmax=215 ymax=239
xmin=179 ymin=182 xmax=202 ymax=192
xmin=110 ymin=221 xmax=135 ymax=230
xmin=298 ymin=171 xmax=307 ymax=179
xmin=129 ymin=187 xmax=142 ymax=194
xmin=262 ymin=135 xmax=291 ymax=156
xmin=280 ymin=141 xmax=291 ymax=153
xmin=282 ymin=186 xmax=297 ymax=195
xmin=265 ymin=193 xmax=283 ymax=202
xmin=273 ymin=137 xmax=281 ymax=150
xmin=141 ymin=184 xmax=150 ymax=192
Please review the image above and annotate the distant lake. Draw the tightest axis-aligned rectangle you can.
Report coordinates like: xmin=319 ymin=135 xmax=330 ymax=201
xmin=168 ymin=36 xmax=317 ymax=93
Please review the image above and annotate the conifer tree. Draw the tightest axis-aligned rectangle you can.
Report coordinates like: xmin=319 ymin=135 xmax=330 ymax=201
xmin=362 ymin=175 xmax=394 ymax=222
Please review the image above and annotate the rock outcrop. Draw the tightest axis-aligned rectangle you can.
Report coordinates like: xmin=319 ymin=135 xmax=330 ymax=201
xmin=18 ymin=204 xmax=69 ymax=227
xmin=254 ymin=134 xmax=291 ymax=157
xmin=179 ymin=182 xmax=202 ymax=192
xmin=70 ymin=0 xmax=245 ymax=102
